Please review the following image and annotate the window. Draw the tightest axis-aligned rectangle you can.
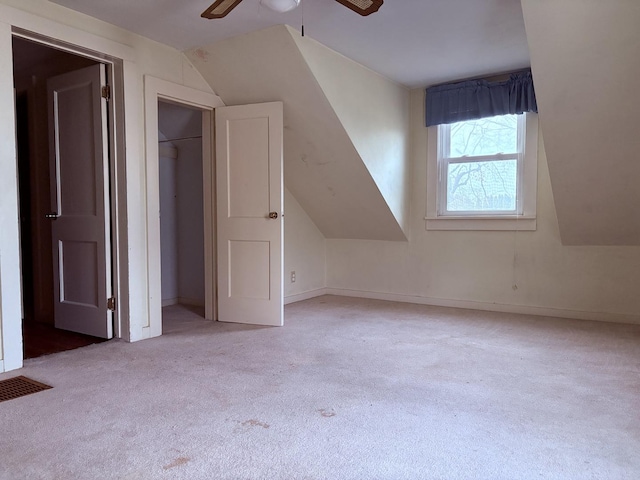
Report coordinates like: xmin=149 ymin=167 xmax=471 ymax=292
xmin=440 ymin=114 xmax=521 ymax=215
xmin=426 ymin=113 xmax=538 ymax=231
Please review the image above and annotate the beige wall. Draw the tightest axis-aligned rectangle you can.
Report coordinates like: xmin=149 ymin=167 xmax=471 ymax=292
xmin=284 ymin=188 xmax=326 ymax=301
xmin=325 ymin=89 xmax=640 ymax=323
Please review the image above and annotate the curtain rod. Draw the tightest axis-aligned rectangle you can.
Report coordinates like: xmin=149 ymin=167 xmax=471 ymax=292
xmin=158 ymin=135 xmax=202 ymax=143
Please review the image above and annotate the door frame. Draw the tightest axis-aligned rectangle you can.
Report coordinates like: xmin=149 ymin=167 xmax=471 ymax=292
xmin=6 ymin=28 xmax=129 ymax=365
xmin=143 ymin=76 xmax=224 ymax=337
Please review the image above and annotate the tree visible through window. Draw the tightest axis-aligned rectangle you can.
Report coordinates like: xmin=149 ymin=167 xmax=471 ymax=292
xmin=438 ymin=114 xmax=524 ymax=215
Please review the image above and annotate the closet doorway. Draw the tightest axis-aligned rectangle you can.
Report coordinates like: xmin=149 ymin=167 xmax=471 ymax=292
xmin=158 ymin=101 xmax=207 ymax=333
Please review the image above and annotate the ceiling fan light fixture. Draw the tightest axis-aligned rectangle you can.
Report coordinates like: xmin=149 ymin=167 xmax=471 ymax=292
xmin=260 ymin=0 xmax=301 ymax=13
xmin=335 ymin=0 xmax=383 ymax=16
xmin=202 ymin=0 xmax=383 ymax=21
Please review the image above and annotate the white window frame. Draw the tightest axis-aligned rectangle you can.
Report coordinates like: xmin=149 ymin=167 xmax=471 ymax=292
xmin=426 ymin=113 xmax=538 ymax=231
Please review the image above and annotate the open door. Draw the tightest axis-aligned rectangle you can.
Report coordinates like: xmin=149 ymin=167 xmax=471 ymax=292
xmin=216 ymin=102 xmax=284 ymax=326
xmin=47 ymin=64 xmax=113 ymax=338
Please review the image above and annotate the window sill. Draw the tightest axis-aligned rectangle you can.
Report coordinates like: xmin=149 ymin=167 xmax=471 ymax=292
xmin=425 ymin=216 xmax=536 ymax=231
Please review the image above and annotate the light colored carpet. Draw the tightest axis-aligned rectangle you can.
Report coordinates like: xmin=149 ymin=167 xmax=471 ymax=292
xmin=1 ymin=296 xmax=639 ymax=479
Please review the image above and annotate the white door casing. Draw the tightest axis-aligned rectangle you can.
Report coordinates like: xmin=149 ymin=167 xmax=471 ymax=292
xmin=48 ymin=64 xmax=113 ymax=338
xmin=216 ymin=102 xmax=284 ymax=326
xmin=143 ymin=75 xmax=223 ymax=339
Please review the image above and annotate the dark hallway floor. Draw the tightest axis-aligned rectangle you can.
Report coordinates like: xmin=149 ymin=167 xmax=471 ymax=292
xmin=22 ymin=322 xmax=108 ymax=359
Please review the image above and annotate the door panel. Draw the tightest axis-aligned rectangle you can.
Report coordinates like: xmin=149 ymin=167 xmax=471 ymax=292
xmin=228 ymin=240 xmax=271 ymax=300
xmin=55 ymin=84 xmax=97 ymax=215
xmin=227 ymin=117 xmax=271 ymax=218
xmin=59 ymin=240 xmax=98 ymax=306
xmin=216 ymin=102 xmax=283 ymax=326
xmin=48 ymin=64 xmax=112 ymax=338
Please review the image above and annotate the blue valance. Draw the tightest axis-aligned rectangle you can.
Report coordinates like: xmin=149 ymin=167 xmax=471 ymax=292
xmin=425 ymin=70 xmax=538 ymax=127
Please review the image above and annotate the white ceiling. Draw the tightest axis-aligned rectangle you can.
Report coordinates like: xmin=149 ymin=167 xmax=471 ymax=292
xmin=49 ymin=0 xmax=531 ymax=88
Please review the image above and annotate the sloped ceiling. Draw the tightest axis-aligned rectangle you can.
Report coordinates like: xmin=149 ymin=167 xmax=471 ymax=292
xmin=157 ymin=101 xmax=201 ymax=141
xmin=186 ymin=25 xmax=408 ymax=240
xmin=522 ymin=0 xmax=640 ymax=245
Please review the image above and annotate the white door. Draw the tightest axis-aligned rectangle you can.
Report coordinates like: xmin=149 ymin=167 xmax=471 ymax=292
xmin=47 ymin=64 xmax=113 ymax=338
xmin=216 ymin=102 xmax=284 ymax=326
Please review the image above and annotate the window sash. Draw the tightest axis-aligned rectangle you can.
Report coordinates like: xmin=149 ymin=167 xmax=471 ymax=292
xmin=437 ymin=115 xmax=526 ymax=217
xmin=446 ymin=153 xmax=518 ymax=164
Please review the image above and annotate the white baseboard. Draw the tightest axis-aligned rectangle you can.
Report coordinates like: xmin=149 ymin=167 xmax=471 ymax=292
xmin=162 ymin=297 xmax=205 ymax=308
xmin=324 ymin=288 xmax=640 ymax=325
xmin=285 ymin=288 xmax=328 ymax=305
xmin=162 ymin=298 xmax=178 ymax=307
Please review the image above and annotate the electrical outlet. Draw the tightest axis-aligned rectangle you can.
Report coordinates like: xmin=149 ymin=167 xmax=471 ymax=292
xmin=290 ymin=271 xmax=296 ymax=283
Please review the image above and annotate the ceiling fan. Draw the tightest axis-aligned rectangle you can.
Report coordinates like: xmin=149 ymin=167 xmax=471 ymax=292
xmin=202 ymin=0 xmax=384 ymax=19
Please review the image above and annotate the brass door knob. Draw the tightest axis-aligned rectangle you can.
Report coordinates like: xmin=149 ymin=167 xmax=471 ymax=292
xmin=269 ymin=212 xmax=278 ymax=219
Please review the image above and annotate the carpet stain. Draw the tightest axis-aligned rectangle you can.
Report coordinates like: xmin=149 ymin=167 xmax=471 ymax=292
xmin=163 ymin=457 xmax=190 ymax=470
xmin=318 ymin=408 xmax=336 ymax=418
xmin=242 ymin=419 xmax=270 ymax=429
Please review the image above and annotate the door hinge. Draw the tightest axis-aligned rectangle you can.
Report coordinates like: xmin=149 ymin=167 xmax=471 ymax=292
xmin=101 ymin=85 xmax=111 ymax=100
xmin=107 ymin=296 xmax=116 ymax=312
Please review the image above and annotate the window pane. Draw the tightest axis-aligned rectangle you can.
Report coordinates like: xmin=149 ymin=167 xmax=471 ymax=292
xmin=447 ymin=160 xmax=517 ymax=212
xmin=449 ymin=115 xmax=518 ymax=157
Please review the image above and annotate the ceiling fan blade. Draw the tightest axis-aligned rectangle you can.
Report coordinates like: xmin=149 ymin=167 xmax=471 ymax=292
xmin=201 ymin=0 xmax=244 ymax=19
xmin=334 ymin=0 xmax=383 ymax=16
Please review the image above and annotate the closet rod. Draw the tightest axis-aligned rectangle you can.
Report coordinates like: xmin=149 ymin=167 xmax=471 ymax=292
xmin=158 ymin=135 xmax=202 ymax=143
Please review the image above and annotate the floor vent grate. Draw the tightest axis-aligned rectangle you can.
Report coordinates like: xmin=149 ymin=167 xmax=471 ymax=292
xmin=0 ymin=376 xmax=52 ymax=403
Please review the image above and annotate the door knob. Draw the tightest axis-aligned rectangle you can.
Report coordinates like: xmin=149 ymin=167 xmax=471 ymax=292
xmin=45 ymin=212 xmax=59 ymax=219
xmin=269 ymin=212 xmax=278 ymax=219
